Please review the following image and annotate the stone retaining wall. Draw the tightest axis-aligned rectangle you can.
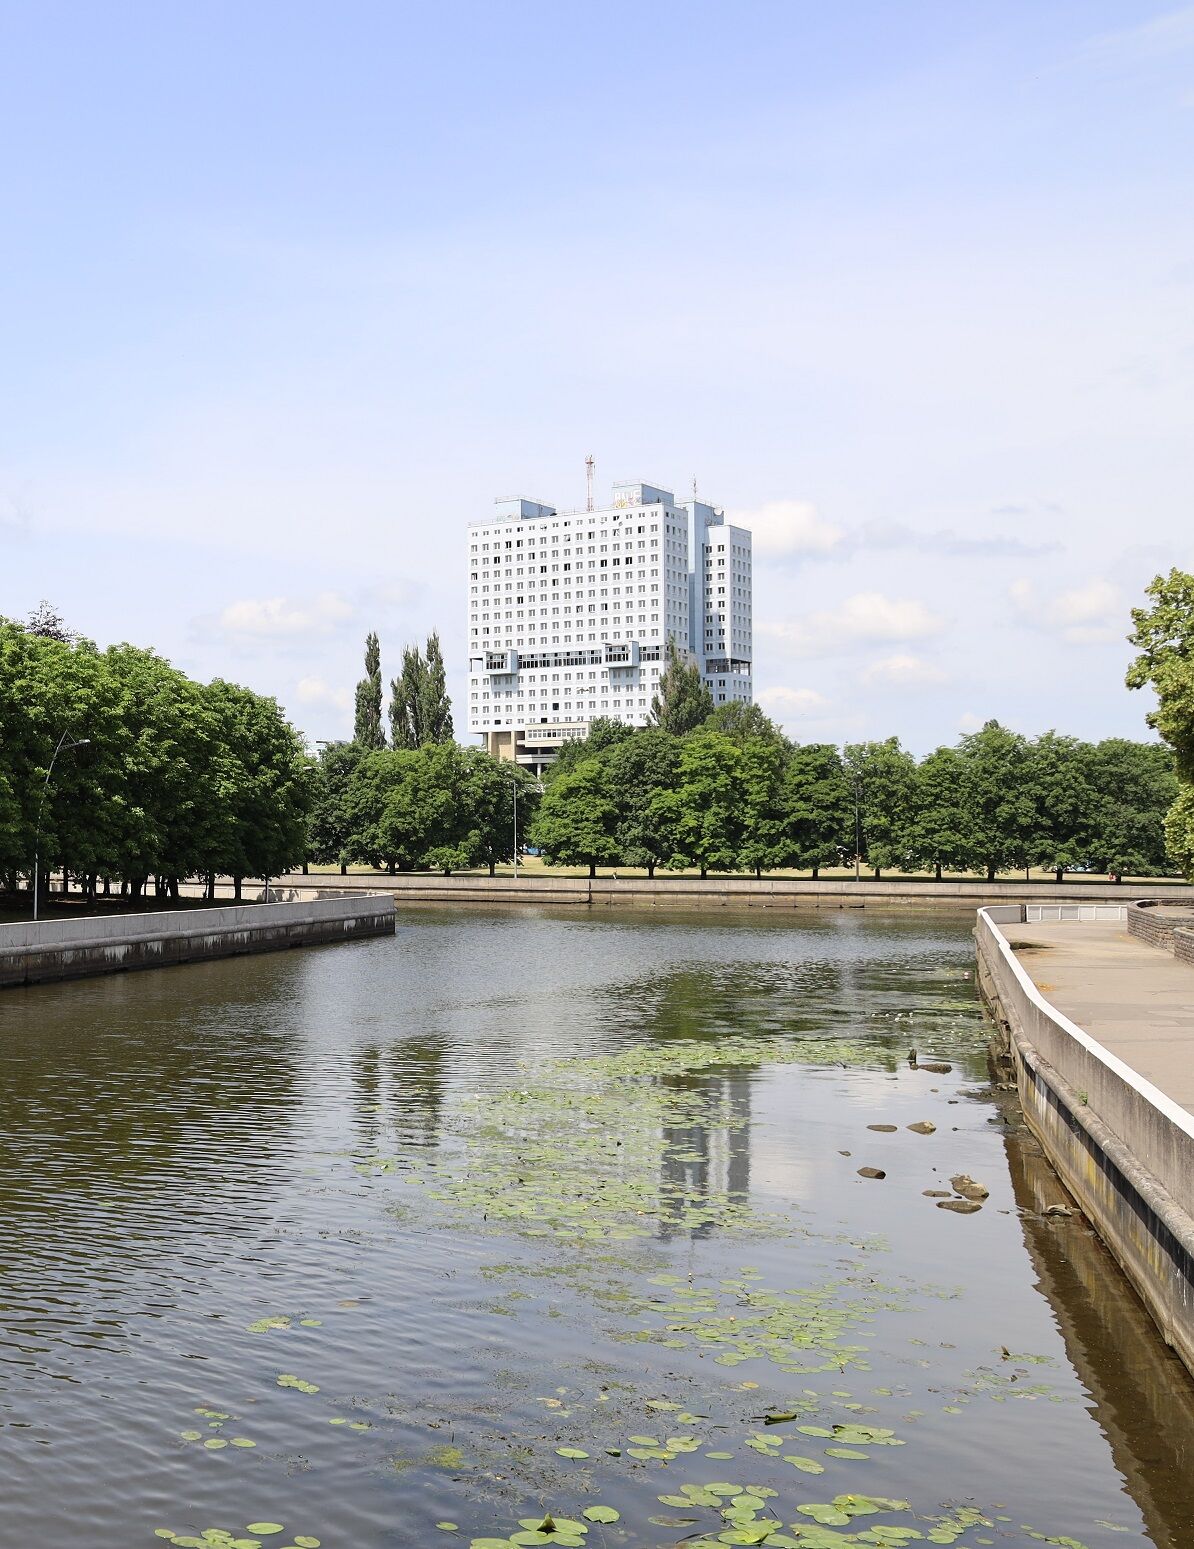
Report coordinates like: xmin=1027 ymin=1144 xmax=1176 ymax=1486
xmin=975 ymin=904 xmax=1194 ymax=1380
xmin=1126 ymin=900 xmax=1194 ymax=954
xmin=312 ymin=872 xmax=1194 ymax=912
xmin=0 ymin=895 xmax=395 ymax=990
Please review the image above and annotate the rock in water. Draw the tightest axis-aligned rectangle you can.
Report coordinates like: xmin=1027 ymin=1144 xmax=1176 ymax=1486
xmin=907 ymin=1121 xmax=936 ymax=1135
xmin=867 ymin=1123 xmax=898 ymax=1133
xmin=1042 ymin=1203 xmax=1073 ymax=1217
xmin=857 ymin=1166 xmax=887 ymax=1180
xmin=923 ymin=1189 xmax=951 ymax=1198
xmin=917 ymin=1062 xmax=952 ymax=1075
xmin=950 ymin=1174 xmax=990 ymax=1201
xmin=937 ymin=1198 xmax=982 ymax=1214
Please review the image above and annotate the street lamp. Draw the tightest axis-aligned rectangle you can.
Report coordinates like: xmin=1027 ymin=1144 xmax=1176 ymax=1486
xmin=33 ymin=733 xmax=90 ymax=921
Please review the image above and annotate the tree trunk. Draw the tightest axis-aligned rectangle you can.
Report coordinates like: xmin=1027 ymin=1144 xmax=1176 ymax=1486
xmin=206 ymin=872 xmax=216 ymax=901
xmin=811 ymin=864 xmax=819 ymax=879
xmin=103 ymin=875 xmax=111 ymax=896
xmin=755 ymin=865 xmax=762 ymax=879
xmin=647 ymin=862 xmax=655 ymax=878
xmin=387 ymin=860 xmax=395 ymax=875
xmin=873 ymin=866 xmax=881 ymax=880
xmin=934 ymin=861 xmax=942 ymax=880
xmin=700 ymin=866 xmax=707 ymax=879
xmin=131 ymin=876 xmax=144 ymax=901
xmin=489 ymin=861 xmax=496 ymax=876
xmin=233 ymin=876 xmax=242 ymax=902
xmin=588 ymin=861 xmax=596 ymax=878
xmin=1055 ymin=867 xmax=1063 ymax=883
xmin=986 ymin=863 xmax=996 ymax=882
xmin=340 ymin=861 xmax=347 ymax=876
xmin=302 ymin=860 xmax=309 ymax=875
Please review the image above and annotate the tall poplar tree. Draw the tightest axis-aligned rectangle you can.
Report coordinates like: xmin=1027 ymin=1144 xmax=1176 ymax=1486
xmin=354 ymin=631 xmax=386 ymax=749
xmin=650 ymin=639 xmax=714 ymax=735
xmin=389 ymin=633 xmax=454 ymax=747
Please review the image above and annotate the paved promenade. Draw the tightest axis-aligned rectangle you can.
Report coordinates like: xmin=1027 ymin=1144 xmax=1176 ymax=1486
xmin=1006 ymin=919 xmax=1194 ymax=1115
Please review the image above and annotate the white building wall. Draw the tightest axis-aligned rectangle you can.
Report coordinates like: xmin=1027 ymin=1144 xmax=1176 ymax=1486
xmin=467 ymin=480 xmax=752 ymax=766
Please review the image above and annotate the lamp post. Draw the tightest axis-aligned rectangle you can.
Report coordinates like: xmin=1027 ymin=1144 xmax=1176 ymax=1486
xmin=33 ymin=733 xmax=90 ymax=921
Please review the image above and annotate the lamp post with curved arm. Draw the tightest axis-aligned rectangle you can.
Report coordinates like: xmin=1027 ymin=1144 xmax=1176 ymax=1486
xmin=33 ymin=733 xmax=90 ymax=921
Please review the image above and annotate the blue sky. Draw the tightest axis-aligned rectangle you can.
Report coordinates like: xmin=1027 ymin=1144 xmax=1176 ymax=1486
xmin=2 ymin=1 xmax=1192 ymax=752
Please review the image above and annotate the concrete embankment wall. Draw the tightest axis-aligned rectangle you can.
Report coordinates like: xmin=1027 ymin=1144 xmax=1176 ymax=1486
xmin=975 ymin=904 xmax=1194 ymax=1379
xmin=300 ymin=872 xmax=1194 ymax=912
xmin=0 ymin=895 xmax=395 ymax=990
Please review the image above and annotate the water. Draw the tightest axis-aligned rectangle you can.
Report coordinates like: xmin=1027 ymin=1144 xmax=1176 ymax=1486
xmin=0 ymin=907 xmax=1191 ymax=1549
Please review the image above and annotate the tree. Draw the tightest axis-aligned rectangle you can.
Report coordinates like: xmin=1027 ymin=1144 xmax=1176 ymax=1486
xmin=547 ymin=716 xmax=635 ymax=782
xmin=650 ymin=639 xmax=714 ymax=735
xmin=652 ymin=730 xmax=744 ymax=876
xmin=604 ymin=728 xmax=681 ymax=875
xmin=1127 ymin=569 xmax=1194 ymax=876
xmin=530 ymin=759 xmax=621 ymax=877
xmin=843 ymin=739 xmax=918 ymax=877
xmin=1027 ymin=732 xmax=1099 ymax=882
xmin=308 ymin=742 xmax=366 ymax=871
xmin=25 ymin=600 xmax=77 ymax=642
xmin=954 ymin=720 xmax=1035 ymax=881
xmin=457 ymin=749 xmax=539 ymax=875
xmin=908 ymin=746 xmax=973 ymax=878
xmin=354 ymin=631 xmax=386 ymax=749
xmin=1085 ymin=738 xmax=1177 ymax=877
xmin=703 ymin=700 xmax=788 ymax=750
xmin=782 ymin=743 xmax=852 ymax=876
xmin=737 ymin=737 xmax=786 ymax=877
xmin=390 ymin=633 xmax=455 ymax=748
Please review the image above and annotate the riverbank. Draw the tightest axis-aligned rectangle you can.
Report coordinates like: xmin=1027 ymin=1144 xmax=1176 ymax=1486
xmin=283 ymin=870 xmax=1194 ymax=911
xmin=975 ymin=903 xmax=1194 ymax=1380
xmin=0 ymin=893 xmax=395 ymax=989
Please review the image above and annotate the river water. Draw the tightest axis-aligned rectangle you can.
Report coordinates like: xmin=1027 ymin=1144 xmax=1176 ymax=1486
xmin=0 ymin=908 xmax=1191 ymax=1549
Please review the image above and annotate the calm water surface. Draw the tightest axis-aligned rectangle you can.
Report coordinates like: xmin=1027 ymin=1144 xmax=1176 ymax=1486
xmin=0 ymin=908 xmax=1192 ymax=1549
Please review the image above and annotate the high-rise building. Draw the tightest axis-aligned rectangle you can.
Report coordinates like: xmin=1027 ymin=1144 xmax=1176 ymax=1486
xmin=467 ymin=479 xmax=752 ymax=770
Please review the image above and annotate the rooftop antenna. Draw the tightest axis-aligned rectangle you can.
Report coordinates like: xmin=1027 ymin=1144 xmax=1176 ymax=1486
xmin=585 ymin=454 xmax=595 ymax=513
xmin=692 ymin=475 xmax=698 ymax=501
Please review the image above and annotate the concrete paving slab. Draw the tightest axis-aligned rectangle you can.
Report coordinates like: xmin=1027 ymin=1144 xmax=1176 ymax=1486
xmin=1006 ymin=920 xmax=1194 ymax=1114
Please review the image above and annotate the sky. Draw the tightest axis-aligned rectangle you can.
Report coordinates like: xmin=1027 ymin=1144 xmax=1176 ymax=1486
xmin=2 ymin=0 xmax=1192 ymax=754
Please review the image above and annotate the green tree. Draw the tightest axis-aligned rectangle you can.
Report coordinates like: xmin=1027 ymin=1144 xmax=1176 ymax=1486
xmin=530 ymin=759 xmax=621 ymax=877
xmin=908 ymin=745 xmax=973 ymax=878
xmin=1084 ymin=739 xmax=1178 ymax=877
xmin=703 ymin=700 xmax=788 ymax=749
xmin=308 ymin=741 xmax=366 ymax=872
xmin=843 ymin=738 xmax=918 ymax=877
xmin=389 ymin=633 xmax=454 ymax=748
xmin=781 ymin=743 xmax=852 ymax=876
xmin=457 ymin=749 xmax=540 ymax=875
xmin=1027 ymin=732 xmax=1099 ymax=882
xmin=737 ymin=737 xmax=786 ymax=877
xmin=653 ymin=730 xmax=744 ymax=876
xmin=650 ymin=640 xmax=714 ymax=735
xmin=954 ymin=720 xmax=1035 ymax=881
xmin=547 ymin=716 xmax=635 ymax=782
xmin=1127 ymin=569 xmax=1194 ymax=876
xmin=354 ymin=631 xmax=386 ymax=749
xmin=604 ymin=728 xmax=680 ymax=875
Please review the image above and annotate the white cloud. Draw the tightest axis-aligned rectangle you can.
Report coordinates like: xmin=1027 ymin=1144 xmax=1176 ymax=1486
xmin=295 ymin=675 xmax=353 ymax=710
xmin=860 ymin=653 xmax=948 ymax=687
xmin=734 ymin=500 xmax=843 ymax=558
xmin=760 ymin=592 xmax=947 ymax=657
xmin=757 ymin=685 xmax=830 ymax=717
xmin=216 ymin=591 xmax=355 ymax=639
xmin=1009 ymin=577 xmax=1125 ymax=644
xmin=1079 ymin=7 xmax=1194 ymax=68
xmin=958 ymin=712 xmax=985 ymax=733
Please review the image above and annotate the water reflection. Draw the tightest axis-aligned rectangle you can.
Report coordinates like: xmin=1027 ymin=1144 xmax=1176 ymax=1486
xmin=1004 ymin=1121 xmax=1194 ymax=1549
xmin=0 ymin=908 xmax=1187 ymax=1549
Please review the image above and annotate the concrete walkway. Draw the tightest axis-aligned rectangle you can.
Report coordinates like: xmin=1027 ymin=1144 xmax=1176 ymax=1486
xmin=1007 ymin=919 xmax=1194 ymax=1114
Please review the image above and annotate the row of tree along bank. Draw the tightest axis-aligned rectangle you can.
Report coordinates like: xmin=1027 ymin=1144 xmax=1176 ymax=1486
xmin=0 ymin=615 xmax=311 ymax=899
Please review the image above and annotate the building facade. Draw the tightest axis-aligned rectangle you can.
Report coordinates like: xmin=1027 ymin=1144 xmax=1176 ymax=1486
xmin=467 ymin=480 xmax=752 ymax=769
